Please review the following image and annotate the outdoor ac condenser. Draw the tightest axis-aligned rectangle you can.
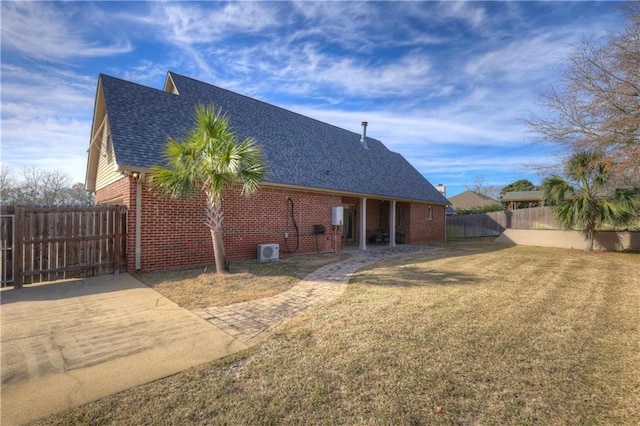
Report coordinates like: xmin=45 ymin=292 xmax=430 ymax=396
xmin=258 ymin=243 xmax=279 ymax=261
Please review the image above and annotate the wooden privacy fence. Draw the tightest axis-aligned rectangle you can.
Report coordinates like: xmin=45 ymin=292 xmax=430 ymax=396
xmin=1 ymin=205 xmax=126 ymax=288
xmin=446 ymin=207 xmax=560 ymax=239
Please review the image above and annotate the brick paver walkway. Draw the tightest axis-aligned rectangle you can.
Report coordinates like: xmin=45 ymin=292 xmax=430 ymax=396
xmin=193 ymin=245 xmax=438 ymax=345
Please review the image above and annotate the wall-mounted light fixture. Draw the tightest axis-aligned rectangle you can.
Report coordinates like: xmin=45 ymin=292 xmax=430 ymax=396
xmin=122 ymin=171 xmax=141 ymax=181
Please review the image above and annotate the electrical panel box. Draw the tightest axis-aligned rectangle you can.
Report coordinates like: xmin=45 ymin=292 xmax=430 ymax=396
xmin=331 ymin=206 xmax=344 ymax=226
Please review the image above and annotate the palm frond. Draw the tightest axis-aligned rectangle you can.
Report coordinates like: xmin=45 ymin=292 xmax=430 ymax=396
xmin=543 ymin=150 xmax=640 ymax=242
xmin=149 ymin=103 xmax=266 ymax=202
xmin=542 ymin=175 xmax=573 ymax=205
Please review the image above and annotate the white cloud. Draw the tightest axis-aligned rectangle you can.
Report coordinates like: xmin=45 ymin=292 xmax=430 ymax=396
xmin=0 ymin=2 xmax=132 ymax=61
xmin=465 ymin=33 xmax=573 ymax=82
xmin=206 ymin=41 xmax=434 ymax=99
xmin=444 ymin=1 xmax=487 ymax=29
xmin=2 ymin=116 xmax=90 ymax=184
xmin=152 ymin=2 xmax=280 ymax=45
xmin=1 ymin=64 xmax=94 ymax=117
xmin=301 ymin=51 xmax=433 ymax=98
xmin=286 ymin=105 xmax=521 ymax=151
xmin=1 ymin=64 xmax=94 ymax=184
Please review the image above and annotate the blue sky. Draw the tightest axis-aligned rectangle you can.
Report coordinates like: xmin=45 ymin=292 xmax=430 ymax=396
xmin=0 ymin=1 xmax=625 ymax=197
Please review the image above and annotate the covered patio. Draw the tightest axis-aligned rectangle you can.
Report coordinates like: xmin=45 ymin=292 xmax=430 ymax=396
xmin=341 ymin=197 xmax=414 ymax=249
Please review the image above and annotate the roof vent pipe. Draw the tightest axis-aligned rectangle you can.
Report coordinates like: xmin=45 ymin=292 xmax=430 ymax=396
xmin=360 ymin=121 xmax=369 ymax=149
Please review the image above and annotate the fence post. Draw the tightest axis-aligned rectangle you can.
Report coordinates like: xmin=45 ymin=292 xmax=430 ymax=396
xmin=14 ymin=207 xmax=24 ymax=289
xmin=114 ymin=206 xmax=121 ymax=274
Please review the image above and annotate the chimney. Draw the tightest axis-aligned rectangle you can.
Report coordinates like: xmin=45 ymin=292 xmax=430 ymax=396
xmin=436 ymin=184 xmax=446 ymax=197
xmin=360 ymin=121 xmax=369 ymax=149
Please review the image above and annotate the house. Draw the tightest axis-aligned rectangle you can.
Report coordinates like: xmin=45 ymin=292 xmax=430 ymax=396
xmin=85 ymin=72 xmax=450 ymax=271
xmin=448 ymin=190 xmax=501 ymax=212
xmin=501 ymin=190 xmax=544 ymax=209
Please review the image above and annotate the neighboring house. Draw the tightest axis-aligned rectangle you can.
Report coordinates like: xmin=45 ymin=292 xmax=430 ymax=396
xmin=85 ymin=72 xmax=450 ymax=272
xmin=501 ymin=190 xmax=544 ymax=209
xmin=448 ymin=190 xmax=501 ymax=212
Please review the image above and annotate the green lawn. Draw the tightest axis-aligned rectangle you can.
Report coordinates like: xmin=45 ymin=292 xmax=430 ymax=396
xmin=35 ymin=241 xmax=640 ymax=425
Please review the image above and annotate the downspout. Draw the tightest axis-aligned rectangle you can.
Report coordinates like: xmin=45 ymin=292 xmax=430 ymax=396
xmin=135 ymin=173 xmax=144 ymax=271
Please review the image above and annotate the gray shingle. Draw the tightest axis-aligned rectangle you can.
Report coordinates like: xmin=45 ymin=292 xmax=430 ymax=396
xmin=101 ymin=72 xmax=449 ymax=204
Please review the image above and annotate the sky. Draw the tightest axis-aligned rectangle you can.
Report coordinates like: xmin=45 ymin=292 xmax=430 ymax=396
xmin=0 ymin=1 xmax=626 ymax=197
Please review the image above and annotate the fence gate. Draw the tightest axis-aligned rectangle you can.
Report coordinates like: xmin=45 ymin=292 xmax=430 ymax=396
xmin=3 ymin=205 xmax=127 ymax=288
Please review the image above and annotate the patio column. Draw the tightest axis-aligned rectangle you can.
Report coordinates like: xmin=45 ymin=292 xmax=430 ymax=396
xmin=359 ymin=197 xmax=367 ymax=250
xmin=389 ymin=200 xmax=396 ymax=247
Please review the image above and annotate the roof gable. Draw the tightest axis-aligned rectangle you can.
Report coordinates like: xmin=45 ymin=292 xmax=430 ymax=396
xmin=88 ymin=72 xmax=449 ymax=204
xmin=449 ymin=190 xmax=501 ymax=209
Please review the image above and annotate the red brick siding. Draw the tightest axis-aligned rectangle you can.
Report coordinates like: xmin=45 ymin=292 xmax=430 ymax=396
xmin=96 ymin=177 xmax=211 ymax=271
xmin=137 ymin=185 xmax=212 ymax=271
xmin=95 ymin=176 xmax=131 ymax=206
xmin=96 ymin=177 xmax=444 ymax=271
xmin=408 ymin=204 xmax=446 ymax=244
xmin=222 ymin=186 xmax=343 ymax=261
xmin=365 ymin=199 xmax=380 ymax=239
xmin=97 ymin=179 xmax=344 ymax=271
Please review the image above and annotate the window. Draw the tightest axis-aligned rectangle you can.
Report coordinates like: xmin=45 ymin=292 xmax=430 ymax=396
xmin=427 ymin=205 xmax=433 ymax=220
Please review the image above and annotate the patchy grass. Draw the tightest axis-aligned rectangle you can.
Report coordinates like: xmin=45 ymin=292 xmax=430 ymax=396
xmin=134 ymin=252 xmax=350 ymax=309
xmin=36 ymin=241 xmax=640 ymax=425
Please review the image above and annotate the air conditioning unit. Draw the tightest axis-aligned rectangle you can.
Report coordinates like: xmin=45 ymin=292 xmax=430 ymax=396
xmin=257 ymin=243 xmax=279 ymax=261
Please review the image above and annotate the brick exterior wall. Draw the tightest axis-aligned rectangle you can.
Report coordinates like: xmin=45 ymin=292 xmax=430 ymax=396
xmin=95 ymin=176 xmax=131 ymax=206
xmin=408 ymin=203 xmax=446 ymax=244
xmin=222 ymin=186 xmax=343 ymax=262
xmin=95 ymin=177 xmax=445 ymax=271
xmin=365 ymin=199 xmax=381 ymax=239
xmin=96 ymin=178 xmax=344 ymax=271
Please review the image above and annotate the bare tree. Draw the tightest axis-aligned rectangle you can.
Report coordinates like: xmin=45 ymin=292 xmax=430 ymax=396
xmin=526 ymin=4 xmax=640 ymax=185
xmin=14 ymin=167 xmax=71 ymax=205
xmin=1 ymin=167 xmax=93 ymax=206
xmin=62 ymin=183 xmax=95 ymax=206
xmin=0 ymin=166 xmax=15 ymax=203
xmin=464 ymin=175 xmax=501 ymax=200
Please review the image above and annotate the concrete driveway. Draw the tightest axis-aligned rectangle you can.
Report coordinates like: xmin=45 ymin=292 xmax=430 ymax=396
xmin=1 ymin=273 xmax=247 ymax=425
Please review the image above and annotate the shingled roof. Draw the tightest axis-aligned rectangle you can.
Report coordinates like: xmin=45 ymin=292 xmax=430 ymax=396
xmin=448 ymin=190 xmax=501 ymax=210
xmin=91 ymin=72 xmax=449 ymax=204
xmin=501 ymin=190 xmax=544 ymax=202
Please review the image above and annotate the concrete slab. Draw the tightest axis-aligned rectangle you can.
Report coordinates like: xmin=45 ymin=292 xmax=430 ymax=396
xmin=1 ymin=274 xmax=247 ymax=426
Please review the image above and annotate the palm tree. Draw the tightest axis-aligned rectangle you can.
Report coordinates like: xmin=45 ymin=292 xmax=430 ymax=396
xmin=150 ymin=104 xmax=266 ymax=273
xmin=542 ymin=150 xmax=640 ymax=251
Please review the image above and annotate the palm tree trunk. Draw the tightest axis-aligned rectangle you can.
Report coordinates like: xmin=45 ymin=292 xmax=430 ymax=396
xmin=205 ymin=195 xmax=229 ymax=274
xmin=210 ymin=228 xmax=228 ymax=273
